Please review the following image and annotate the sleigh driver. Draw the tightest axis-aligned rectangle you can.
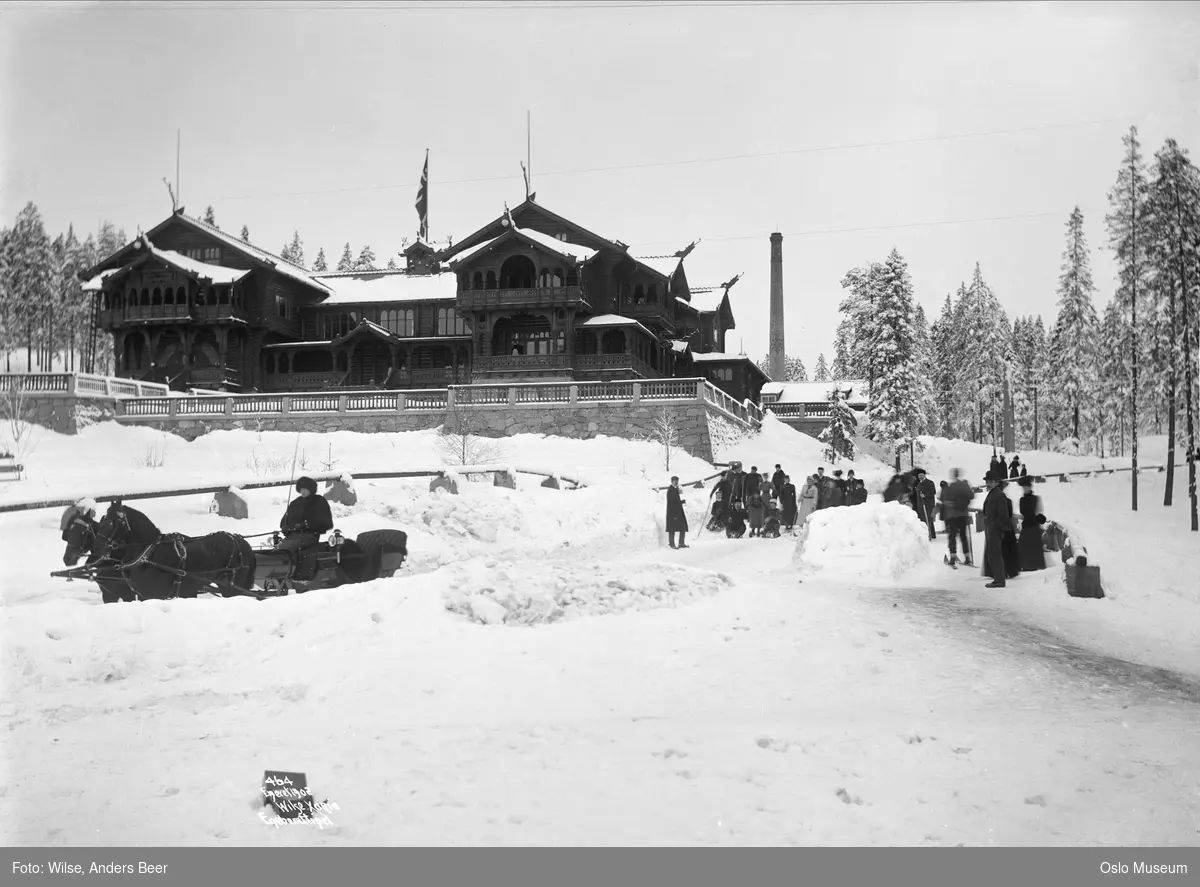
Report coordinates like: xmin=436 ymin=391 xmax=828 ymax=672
xmin=278 ymin=477 xmax=334 ymax=581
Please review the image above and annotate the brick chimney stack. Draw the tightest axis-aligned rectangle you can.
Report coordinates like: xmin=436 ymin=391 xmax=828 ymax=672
xmin=769 ymin=232 xmax=785 ymax=381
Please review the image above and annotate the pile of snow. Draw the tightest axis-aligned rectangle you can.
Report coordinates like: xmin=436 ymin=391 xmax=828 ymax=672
xmin=370 ymin=484 xmax=663 ymax=574
xmin=442 ymin=558 xmax=733 ymax=626
xmin=792 ymin=501 xmax=931 ymax=582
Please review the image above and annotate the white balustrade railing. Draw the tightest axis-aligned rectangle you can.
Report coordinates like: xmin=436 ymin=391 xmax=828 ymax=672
xmin=95 ymin=377 xmax=759 ymax=429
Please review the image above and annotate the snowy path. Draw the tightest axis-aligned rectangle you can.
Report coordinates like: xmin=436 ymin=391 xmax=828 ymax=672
xmin=4 ymin=519 xmax=1199 ymax=847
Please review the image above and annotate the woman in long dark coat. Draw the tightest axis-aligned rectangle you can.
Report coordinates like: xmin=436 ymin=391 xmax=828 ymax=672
xmin=1016 ymin=477 xmax=1047 ymax=571
xmin=982 ymin=480 xmax=1021 ymax=580
xmin=666 ymin=476 xmax=690 ymax=549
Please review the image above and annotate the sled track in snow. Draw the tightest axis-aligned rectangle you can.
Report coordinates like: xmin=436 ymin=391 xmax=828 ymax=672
xmin=880 ymin=586 xmax=1200 ymax=707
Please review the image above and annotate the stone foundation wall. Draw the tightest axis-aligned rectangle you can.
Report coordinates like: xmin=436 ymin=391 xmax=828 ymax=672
xmin=131 ymin=412 xmax=449 ymax=442
xmin=8 ymin=394 xmax=121 ymax=435
xmin=116 ymin=401 xmax=759 ymax=462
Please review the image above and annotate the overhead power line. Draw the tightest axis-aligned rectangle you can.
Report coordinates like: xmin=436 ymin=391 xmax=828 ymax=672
xmin=206 ymin=115 xmax=1143 ymax=204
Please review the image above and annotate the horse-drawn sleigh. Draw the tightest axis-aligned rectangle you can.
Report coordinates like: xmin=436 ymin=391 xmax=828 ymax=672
xmin=54 ymin=500 xmax=408 ymax=603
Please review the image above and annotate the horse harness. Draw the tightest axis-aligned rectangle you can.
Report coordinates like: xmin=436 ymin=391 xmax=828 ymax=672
xmin=118 ymin=531 xmax=253 ymax=599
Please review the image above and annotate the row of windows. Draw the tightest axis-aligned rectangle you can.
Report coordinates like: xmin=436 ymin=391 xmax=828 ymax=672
xmin=459 ymin=268 xmax=580 ymax=290
xmin=104 ymin=286 xmax=242 ymax=309
xmin=710 ymin=368 xmax=734 ymax=382
xmin=320 ymin=308 xmax=470 ymax=340
xmin=622 ymin=282 xmax=662 ymax=304
xmin=182 ymin=247 xmax=221 ymax=264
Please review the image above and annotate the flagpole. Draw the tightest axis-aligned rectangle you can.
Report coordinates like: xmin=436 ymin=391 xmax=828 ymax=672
xmin=527 ymin=110 xmax=531 ymax=196
xmin=425 ymin=148 xmax=429 ymax=241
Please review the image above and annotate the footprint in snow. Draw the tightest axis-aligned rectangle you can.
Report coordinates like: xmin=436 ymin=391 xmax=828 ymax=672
xmin=836 ymin=788 xmax=864 ymax=806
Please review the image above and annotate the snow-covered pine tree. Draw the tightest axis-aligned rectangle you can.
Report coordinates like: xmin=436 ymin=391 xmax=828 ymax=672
xmin=0 ymin=226 xmax=11 ymax=371
xmin=865 ymin=249 xmax=921 ymax=457
xmin=1106 ymin=124 xmax=1152 ymax=509
xmin=96 ymin=221 xmax=125 ymax=262
xmin=353 ymin=245 xmax=378 ymax=271
xmin=337 ymin=243 xmax=354 ymax=272
xmin=755 ymin=353 xmax=807 ymax=381
xmin=1050 ymin=206 xmax=1101 ymax=446
xmin=2 ymin=202 xmax=57 ymax=370
xmin=284 ymin=231 xmax=304 ymax=268
xmin=1097 ymin=296 xmax=1133 ymax=458
xmin=818 ymin=386 xmax=857 ymax=462
xmin=911 ymin=301 xmax=937 ymax=435
xmin=838 ymin=263 xmax=886 ymax=395
xmin=830 ymin=317 xmax=855 ymax=379
xmin=240 ymin=225 xmax=251 ymax=243
xmin=1145 ymin=137 xmax=1200 ymax=520
xmin=954 ymin=266 xmax=1012 ymax=446
xmin=203 ymin=206 xmax=217 ymax=227
xmin=312 ymin=247 xmax=328 ymax=272
xmin=386 ymin=256 xmax=397 ymax=271
xmin=813 ymin=353 xmax=829 ymax=382
xmin=929 ymin=293 xmax=957 ymax=436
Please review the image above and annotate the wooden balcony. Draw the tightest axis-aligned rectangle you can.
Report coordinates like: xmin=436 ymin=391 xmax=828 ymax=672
xmin=623 ymin=300 xmax=675 ymax=329
xmin=472 ymin=354 xmax=573 ymax=376
xmin=573 ymin=353 xmax=662 ymax=380
xmin=189 ymin=366 xmax=243 ymax=389
xmin=193 ymin=304 xmax=249 ymax=323
xmin=457 ymin=286 xmax=591 ymax=312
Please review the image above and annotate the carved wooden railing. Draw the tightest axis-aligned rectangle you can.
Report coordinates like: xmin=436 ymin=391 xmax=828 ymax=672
xmin=0 ymin=372 xmax=169 ymax=398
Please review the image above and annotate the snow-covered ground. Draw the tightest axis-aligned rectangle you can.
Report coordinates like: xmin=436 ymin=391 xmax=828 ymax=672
xmin=1 ymin=418 xmax=1198 ymax=846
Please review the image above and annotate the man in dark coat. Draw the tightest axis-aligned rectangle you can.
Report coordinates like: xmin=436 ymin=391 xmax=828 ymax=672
xmin=280 ymin=476 xmax=334 ymax=580
xmin=778 ymin=474 xmax=798 ymax=531
xmin=998 ymin=455 xmax=1009 ymax=477
xmin=666 ymin=476 xmax=689 ymax=549
xmin=1009 ymin=455 xmax=1024 ymax=479
xmin=709 ymin=472 xmax=733 ymax=531
xmin=814 ymin=467 xmax=827 ymax=509
xmin=980 ymin=469 xmax=1010 ymax=588
xmin=912 ymin=468 xmax=938 ymax=540
xmin=745 ymin=466 xmax=763 ymax=500
xmin=771 ymin=464 xmax=786 ymax=493
xmin=942 ymin=468 xmax=975 ymax=567
xmin=826 ymin=471 xmax=846 ymax=507
xmin=849 ymin=479 xmax=868 ymax=505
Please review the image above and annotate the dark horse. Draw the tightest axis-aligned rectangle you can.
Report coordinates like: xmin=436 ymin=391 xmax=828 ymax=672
xmin=60 ymin=505 xmax=139 ymax=604
xmin=94 ymin=501 xmax=257 ymax=601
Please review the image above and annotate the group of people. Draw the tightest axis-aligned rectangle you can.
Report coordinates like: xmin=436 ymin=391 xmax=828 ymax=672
xmin=704 ymin=463 xmax=794 ymax=539
xmin=977 ymin=464 xmax=1047 ymax=588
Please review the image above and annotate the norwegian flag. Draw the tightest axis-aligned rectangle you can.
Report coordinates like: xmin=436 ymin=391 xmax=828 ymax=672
xmin=415 ymin=150 xmax=429 ymax=240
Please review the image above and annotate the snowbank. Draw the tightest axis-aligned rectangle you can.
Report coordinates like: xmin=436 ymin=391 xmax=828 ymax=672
xmin=792 ymin=501 xmax=932 ymax=582
xmin=442 ymin=559 xmax=733 ymax=626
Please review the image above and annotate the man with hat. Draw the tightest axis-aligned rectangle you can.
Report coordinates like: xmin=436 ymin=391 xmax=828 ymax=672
xmin=942 ymin=468 xmax=975 ymax=567
xmin=827 ymin=469 xmax=846 ymax=507
xmin=279 ymin=476 xmax=334 ymax=581
xmin=912 ymin=468 xmax=938 ymax=540
xmin=981 ymin=468 xmax=1010 ymax=588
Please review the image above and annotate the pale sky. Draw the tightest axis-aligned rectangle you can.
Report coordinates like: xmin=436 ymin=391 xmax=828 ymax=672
xmin=2 ymin=0 xmax=1198 ymax=368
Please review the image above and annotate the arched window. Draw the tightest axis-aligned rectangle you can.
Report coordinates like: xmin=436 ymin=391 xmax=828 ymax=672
xmin=472 ymin=271 xmax=483 ymax=290
xmin=176 ymin=286 xmax=187 ymax=305
xmin=552 ymin=268 xmax=563 ymax=287
xmin=128 ymin=288 xmax=137 ymax=306
xmin=402 ymin=309 xmax=414 ymax=336
xmin=141 ymin=288 xmax=150 ymax=306
xmin=633 ymin=284 xmax=644 ymax=304
xmin=647 ymin=283 xmax=658 ymax=303
xmin=266 ymin=353 xmax=276 ymax=374
xmin=152 ymin=287 xmax=162 ymax=306
xmin=485 ymin=270 xmax=496 ymax=290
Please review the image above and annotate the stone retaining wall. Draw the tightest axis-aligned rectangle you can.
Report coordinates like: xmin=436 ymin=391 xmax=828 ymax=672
xmin=7 ymin=393 xmax=121 ymax=435
xmin=117 ymin=401 xmax=750 ymax=462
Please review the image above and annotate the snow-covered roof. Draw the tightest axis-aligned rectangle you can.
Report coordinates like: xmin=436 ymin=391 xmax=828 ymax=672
xmin=312 ymin=271 xmax=458 ymax=306
xmin=762 ymin=379 xmax=870 ymax=404
xmin=173 ymin=212 xmax=332 ymax=295
xmin=332 ymin=318 xmax=400 ymax=346
xmin=448 ymin=226 xmax=599 ymax=268
xmin=516 ymin=227 xmax=598 ymax=263
xmin=688 ymin=290 xmax=727 ymax=313
xmin=690 ymin=351 xmax=746 ymax=363
xmin=628 ymin=254 xmax=680 ymax=280
xmin=578 ymin=315 xmax=657 ymax=339
xmin=82 ymin=269 xmax=121 ymax=292
xmin=151 ymin=248 xmax=251 ymax=285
